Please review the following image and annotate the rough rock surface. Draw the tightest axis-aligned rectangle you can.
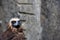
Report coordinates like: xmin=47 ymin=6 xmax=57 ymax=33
xmin=0 ymin=0 xmax=42 ymax=40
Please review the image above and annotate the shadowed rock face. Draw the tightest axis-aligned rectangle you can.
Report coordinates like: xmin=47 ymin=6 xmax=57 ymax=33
xmin=0 ymin=0 xmax=2 ymax=6
xmin=41 ymin=0 xmax=60 ymax=40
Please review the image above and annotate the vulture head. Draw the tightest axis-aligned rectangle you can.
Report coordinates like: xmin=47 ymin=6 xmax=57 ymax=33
xmin=8 ymin=18 xmax=26 ymax=32
xmin=9 ymin=18 xmax=21 ymax=28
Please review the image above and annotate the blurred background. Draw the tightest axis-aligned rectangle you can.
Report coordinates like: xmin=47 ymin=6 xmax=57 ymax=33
xmin=0 ymin=0 xmax=60 ymax=40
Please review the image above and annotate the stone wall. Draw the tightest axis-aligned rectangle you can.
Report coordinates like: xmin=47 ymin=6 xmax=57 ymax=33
xmin=0 ymin=0 xmax=42 ymax=40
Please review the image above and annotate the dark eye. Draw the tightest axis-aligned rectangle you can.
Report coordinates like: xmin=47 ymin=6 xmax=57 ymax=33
xmin=11 ymin=21 xmax=16 ymax=24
